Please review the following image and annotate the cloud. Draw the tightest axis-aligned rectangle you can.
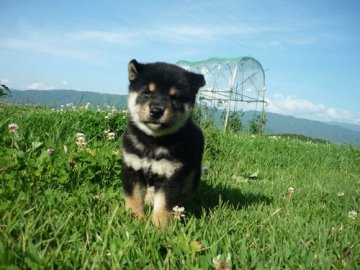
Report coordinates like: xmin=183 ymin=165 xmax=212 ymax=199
xmin=0 ymin=78 xmax=10 ymax=85
xmin=66 ymin=18 xmax=297 ymax=47
xmin=1 ymin=20 xmax=327 ymax=64
xmin=27 ymin=82 xmax=53 ymax=90
xmin=71 ymin=27 xmax=213 ymax=45
xmin=71 ymin=24 xmax=283 ymax=45
xmin=3 ymin=36 xmax=91 ymax=60
xmin=0 ymin=25 xmax=95 ymax=62
xmin=267 ymin=94 xmax=360 ymax=124
xmin=70 ymin=30 xmax=138 ymax=45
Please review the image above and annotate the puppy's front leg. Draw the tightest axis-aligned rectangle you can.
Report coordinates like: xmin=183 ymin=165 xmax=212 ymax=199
xmin=153 ymin=183 xmax=182 ymax=228
xmin=153 ymin=189 xmax=169 ymax=228
xmin=124 ymin=183 xmax=146 ymax=219
xmin=121 ymin=166 xmax=146 ymax=219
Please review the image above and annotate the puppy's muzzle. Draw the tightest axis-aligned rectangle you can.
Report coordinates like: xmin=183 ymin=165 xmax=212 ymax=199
xmin=149 ymin=105 xmax=165 ymax=119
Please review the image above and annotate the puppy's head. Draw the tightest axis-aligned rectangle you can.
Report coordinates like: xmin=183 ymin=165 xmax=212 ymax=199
xmin=127 ymin=59 xmax=205 ymax=137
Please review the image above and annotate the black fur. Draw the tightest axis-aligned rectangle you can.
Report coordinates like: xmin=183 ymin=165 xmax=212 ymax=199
xmin=122 ymin=120 xmax=204 ymax=205
xmin=121 ymin=59 xmax=205 ymax=226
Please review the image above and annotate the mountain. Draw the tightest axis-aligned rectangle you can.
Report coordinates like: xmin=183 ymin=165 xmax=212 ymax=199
xmin=212 ymin=110 xmax=360 ymax=146
xmin=4 ymin=89 xmax=127 ymax=108
xmin=2 ymin=89 xmax=360 ymax=146
xmin=326 ymin=121 xmax=360 ymax=133
xmin=260 ymin=112 xmax=360 ymax=146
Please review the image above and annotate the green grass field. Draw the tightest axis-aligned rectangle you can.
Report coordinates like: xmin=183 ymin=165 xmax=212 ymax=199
xmin=1 ymin=102 xmax=359 ymax=269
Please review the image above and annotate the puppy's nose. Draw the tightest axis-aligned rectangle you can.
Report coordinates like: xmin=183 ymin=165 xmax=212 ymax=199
xmin=150 ymin=106 xmax=164 ymax=119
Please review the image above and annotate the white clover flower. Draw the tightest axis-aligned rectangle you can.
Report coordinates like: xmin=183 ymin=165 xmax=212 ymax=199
xmin=76 ymin=136 xmax=86 ymax=143
xmin=212 ymin=253 xmax=231 ymax=270
xmin=75 ymin=133 xmax=86 ymax=150
xmin=348 ymin=210 xmax=357 ymax=220
xmin=47 ymin=148 xmax=54 ymax=155
xmin=76 ymin=141 xmax=86 ymax=150
xmin=287 ymin=187 xmax=295 ymax=197
xmin=107 ymin=132 xmax=116 ymax=141
xmin=76 ymin=132 xmax=85 ymax=138
xmin=63 ymin=145 xmax=68 ymax=154
xmin=337 ymin=192 xmax=345 ymax=197
xmin=172 ymin=206 xmax=185 ymax=220
xmin=8 ymin=123 xmax=19 ymax=134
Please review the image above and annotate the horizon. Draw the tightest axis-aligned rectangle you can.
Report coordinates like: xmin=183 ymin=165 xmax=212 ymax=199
xmin=1 ymin=0 xmax=359 ymax=125
xmin=8 ymin=88 xmax=360 ymax=129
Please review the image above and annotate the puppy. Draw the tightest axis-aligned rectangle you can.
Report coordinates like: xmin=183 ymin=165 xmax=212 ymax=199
xmin=121 ymin=59 xmax=205 ymax=227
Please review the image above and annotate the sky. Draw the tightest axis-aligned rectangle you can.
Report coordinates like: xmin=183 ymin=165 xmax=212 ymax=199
xmin=1 ymin=0 xmax=359 ymax=124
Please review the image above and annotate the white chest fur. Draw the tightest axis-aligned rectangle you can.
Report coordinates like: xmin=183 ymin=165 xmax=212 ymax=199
xmin=122 ymin=149 xmax=182 ymax=178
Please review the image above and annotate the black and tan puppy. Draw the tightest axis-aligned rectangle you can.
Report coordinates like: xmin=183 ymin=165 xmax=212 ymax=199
xmin=121 ymin=59 xmax=205 ymax=227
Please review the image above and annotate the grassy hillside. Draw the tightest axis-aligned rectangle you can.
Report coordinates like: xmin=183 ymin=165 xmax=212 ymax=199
xmin=0 ymin=103 xmax=359 ymax=269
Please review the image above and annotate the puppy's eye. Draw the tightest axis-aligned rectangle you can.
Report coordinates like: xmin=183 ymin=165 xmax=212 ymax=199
xmin=143 ymin=91 xmax=152 ymax=97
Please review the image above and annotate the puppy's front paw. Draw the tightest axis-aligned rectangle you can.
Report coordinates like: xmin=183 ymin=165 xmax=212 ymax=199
xmin=152 ymin=211 xmax=169 ymax=228
xmin=153 ymin=191 xmax=170 ymax=228
xmin=125 ymin=195 xmax=145 ymax=219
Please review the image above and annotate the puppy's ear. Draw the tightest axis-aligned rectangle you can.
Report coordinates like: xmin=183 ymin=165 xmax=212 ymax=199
xmin=128 ymin=59 xmax=142 ymax=81
xmin=186 ymin=71 xmax=206 ymax=92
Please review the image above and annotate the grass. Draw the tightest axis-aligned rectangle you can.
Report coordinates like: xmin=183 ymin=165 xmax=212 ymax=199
xmin=0 ymin=102 xmax=359 ymax=269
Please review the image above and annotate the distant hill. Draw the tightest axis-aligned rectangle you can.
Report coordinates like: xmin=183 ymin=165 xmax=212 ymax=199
xmin=212 ymin=110 xmax=360 ymax=146
xmin=3 ymin=89 xmax=360 ymax=146
xmin=326 ymin=121 xmax=360 ymax=133
xmin=4 ymin=89 xmax=127 ymax=108
xmin=260 ymin=112 xmax=360 ymax=146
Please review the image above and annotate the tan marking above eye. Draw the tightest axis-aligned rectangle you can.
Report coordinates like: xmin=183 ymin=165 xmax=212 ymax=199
xmin=169 ymin=86 xmax=177 ymax=96
xmin=149 ymin=82 xmax=156 ymax=92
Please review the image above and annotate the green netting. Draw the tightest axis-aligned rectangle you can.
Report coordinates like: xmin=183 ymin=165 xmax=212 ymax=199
xmin=178 ymin=56 xmax=262 ymax=67
xmin=177 ymin=57 xmax=266 ymax=111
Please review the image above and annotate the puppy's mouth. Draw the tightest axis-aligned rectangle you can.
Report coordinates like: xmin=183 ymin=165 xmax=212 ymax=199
xmin=143 ymin=120 xmax=170 ymax=130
